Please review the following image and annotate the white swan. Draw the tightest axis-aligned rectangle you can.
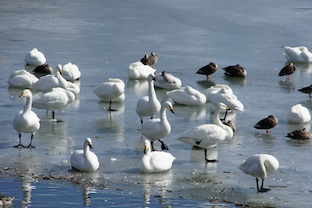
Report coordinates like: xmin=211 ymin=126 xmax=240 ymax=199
xmin=93 ymin=78 xmax=125 ymax=111
xmin=177 ymin=103 xmax=233 ymax=162
xmin=283 ymin=46 xmax=312 ymax=63
xmin=238 ymin=154 xmax=279 ymax=192
xmin=166 ymin=86 xmax=206 ymax=106
xmin=136 ymin=74 xmax=161 ymax=124
xmin=202 ymin=84 xmax=234 ymax=102
xmin=8 ymin=69 xmax=38 ymax=88
xmin=208 ymin=88 xmax=244 ymax=111
xmin=154 ymin=71 xmax=182 ymax=90
xmin=140 ymin=139 xmax=175 ymax=173
xmin=24 ymin=48 xmax=46 ymax=66
xmin=287 ymin=104 xmax=311 ymax=123
xmin=32 ymin=87 xmax=75 ymax=121
xmin=61 ymin=62 xmax=81 ymax=81
xmin=13 ymin=89 xmax=40 ymax=148
xmin=128 ymin=61 xmax=156 ymax=79
xmin=71 ymin=138 xmax=99 ymax=172
xmin=141 ymin=101 xmax=174 ymax=151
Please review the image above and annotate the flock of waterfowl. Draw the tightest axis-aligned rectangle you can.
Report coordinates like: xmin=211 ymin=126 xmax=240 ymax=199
xmin=7 ymin=45 xmax=312 ymax=193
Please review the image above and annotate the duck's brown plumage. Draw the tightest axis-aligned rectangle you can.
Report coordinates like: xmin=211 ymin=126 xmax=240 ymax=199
xmin=140 ymin=54 xmax=149 ymax=65
xmin=148 ymin=51 xmax=158 ymax=67
xmin=286 ymin=128 xmax=311 ymax=140
xmin=254 ymin=115 xmax=278 ymax=133
xmin=224 ymin=120 xmax=236 ymax=133
xmin=298 ymin=84 xmax=312 ymax=98
xmin=196 ymin=62 xmax=218 ymax=79
xmin=33 ymin=64 xmax=52 ymax=75
xmin=278 ymin=62 xmax=296 ymax=80
xmin=223 ymin=64 xmax=247 ymax=77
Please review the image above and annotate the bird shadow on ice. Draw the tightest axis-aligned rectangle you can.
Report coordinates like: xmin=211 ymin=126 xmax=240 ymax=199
xmin=97 ymin=101 xmax=125 ymax=114
xmin=195 ymin=79 xmax=216 ymax=89
xmin=189 ymin=146 xmax=218 ymax=169
xmin=223 ymin=76 xmax=247 ymax=87
xmin=253 ymin=132 xmax=278 ymax=146
xmin=278 ymin=80 xmax=295 ymax=93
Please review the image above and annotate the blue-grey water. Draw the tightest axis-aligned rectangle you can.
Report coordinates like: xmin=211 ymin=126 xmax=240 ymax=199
xmin=1 ymin=0 xmax=312 ymax=207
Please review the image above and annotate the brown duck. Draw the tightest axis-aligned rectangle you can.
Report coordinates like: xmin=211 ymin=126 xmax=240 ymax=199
xmin=140 ymin=54 xmax=149 ymax=65
xmin=254 ymin=115 xmax=278 ymax=133
xmin=286 ymin=128 xmax=311 ymax=140
xmin=148 ymin=51 xmax=158 ymax=67
xmin=278 ymin=62 xmax=296 ymax=80
xmin=298 ymin=84 xmax=312 ymax=98
xmin=223 ymin=64 xmax=247 ymax=77
xmin=196 ymin=62 xmax=218 ymax=79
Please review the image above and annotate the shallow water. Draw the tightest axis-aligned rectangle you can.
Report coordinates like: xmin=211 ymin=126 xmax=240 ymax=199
xmin=1 ymin=0 xmax=312 ymax=207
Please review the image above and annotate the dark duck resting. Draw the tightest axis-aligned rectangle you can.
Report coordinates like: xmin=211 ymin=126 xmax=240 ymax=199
xmin=196 ymin=62 xmax=218 ymax=79
xmin=286 ymin=128 xmax=311 ymax=140
xmin=254 ymin=115 xmax=278 ymax=134
xmin=33 ymin=64 xmax=52 ymax=75
xmin=298 ymin=84 xmax=312 ymax=98
xmin=140 ymin=54 xmax=149 ymax=65
xmin=223 ymin=64 xmax=247 ymax=77
xmin=278 ymin=62 xmax=296 ymax=80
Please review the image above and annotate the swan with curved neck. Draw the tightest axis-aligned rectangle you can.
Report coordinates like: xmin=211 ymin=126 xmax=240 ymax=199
xmin=136 ymin=74 xmax=161 ymax=124
xmin=177 ymin=103 xmax=233 ymax=162
xmin=141 ymin=101 xmax=174 ymax=151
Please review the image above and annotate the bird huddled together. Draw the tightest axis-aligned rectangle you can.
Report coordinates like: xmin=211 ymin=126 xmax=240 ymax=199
xmin=7 ymin=46 xmax=312 ymax=195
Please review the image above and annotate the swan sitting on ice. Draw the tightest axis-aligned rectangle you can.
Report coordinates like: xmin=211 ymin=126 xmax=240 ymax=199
xmin=140 ymin=139 xmax=175 ymax=173
xmin=71 ymin=138 xmax=99 ymax=173
xmin=154 ymin=71 xmax=182 ymax=90
xmin=287 ymin=104 xmax=311 ymax=123
xmin=128 ymin=61 xmax=156 ymax=79
xmin=283 ymin=46 xmax=312 ymax=63
xmin=24 ymin=48 xmax=46 ymax=66
xmin=8 ymin=69 xmax=38 ymax=88
xmin=238 ymin=154 xmax=279 ymax=192
xmin=177 ymin=103 xmax=233 ymax=162
xmin=13 ymin=89 xmax=40 ymax=148
xmin=93 ymin=78 xmax=125 ymax=111
xmin=61 ymin=62 xmax=81 ymax=81
xmin=166 ymin=86 xmax=206 ymax=106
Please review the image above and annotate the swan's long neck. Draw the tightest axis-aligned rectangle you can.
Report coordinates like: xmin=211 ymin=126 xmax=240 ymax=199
xmin=212 ymin=107 xmax=233 ymax=139
xmin=56 ymin=70 xmax=68 ymax=89
xmin=84 ymin=144 xmax=90 ymax=158
xmin=148 ymin=79 xmax=157 ymax=102
xmin=24 ymin=95 xmax=32 ymax=113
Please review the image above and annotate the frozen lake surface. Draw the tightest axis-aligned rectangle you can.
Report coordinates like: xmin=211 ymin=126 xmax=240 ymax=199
xmin=1 ymin=0 xmax=312 ymax=207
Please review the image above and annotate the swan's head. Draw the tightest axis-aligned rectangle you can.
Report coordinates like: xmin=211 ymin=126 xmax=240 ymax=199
xmin=143 ymin=139 xmax=151 ymax=154
xmin=19 ymin=89 xmax=32 ymax=98
xmin=55 ymin=64 xmax=63 ymax=73
xmin=217 ymin=103 xmax=228 ymax=111
xmin=85 ymin=138 xmax=93 ymax=149
xmin=163 ymin=101 xmax=174 ymax=114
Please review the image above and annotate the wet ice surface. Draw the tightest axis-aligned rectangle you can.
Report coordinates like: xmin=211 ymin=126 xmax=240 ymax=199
xmin=1 ymin=0 xmax=312 ymax=207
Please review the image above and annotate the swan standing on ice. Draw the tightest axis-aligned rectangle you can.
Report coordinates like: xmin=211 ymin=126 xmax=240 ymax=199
xmin=254 ymin=115 xmax=278 ymax=133
xmin=140 ymin=139 xmax=175 ymax=173
xmin=287 ymin=104 xmax=311 ymax=124
xmin=166 ymin=86 xmax=206 ymax=106
xmin=93 ymin=78 xmax=125 ymax=111
xmin=141 ymin=101 xmax=174 ymax=151
xmin=61 ymin=62 xmax=81 ymax=81
xmin=24 ymin=48 xmax=46 ymax=66
xmin=283 ymin=46 xmax=312 ymax=63
xmin=238 ymin=154 xmax=279 ymax=192
xmin=177 ymin=103 xmax=233 ymax=162
xmin=136 ymin=74 xmax=161 ymax=124
xmin=154 ymin=71 xmax=182 ymax=90
xmin=71 ymin=138 xmax=99 ymax=173
xmin=8 ymin=69 xmax=38 ymax=88
xmin=196 ymin=62 xmax=218 ymax=79
xmin=13 ymin=89 xmax=40 ymax=148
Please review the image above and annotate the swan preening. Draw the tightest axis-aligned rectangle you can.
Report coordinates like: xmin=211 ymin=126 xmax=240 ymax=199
xmin=24 ymin=48 xmax=46 ymax=66
xmin=287 ymin=104 xmax=311 ymax=124
xmin=254 ymin=115 xmax=278 ymax=133
xmin=8 ymin=69 xmax=38 ymax=88
xmin=61 ymin=62 xmax=81 ymax=81
xmin=128 ymin=61 xmax=156 ymax=79
xmin=93 ymin=78 xmax=125 ymax=111
xmin=283 ymin=46 xmax=312 ymax=63
xmin=139 ymin=139 xmax=175 ymax=173
xmin=136 ymin=74 xmax=161 ymax=124
xmin=166 ymin=86 xmax=206 ymax=106
xmin=141 ymin=101 xmax=174 ymax=151
xmin=238 ymin=154 xmax=279 ymax=192
xmin=70 ymin=138 xmax=99 ymax=173
xmin=13 ymin=89 xmax=40 ymax=148
xmin=177 ymin=103 xmax=234 ymax=162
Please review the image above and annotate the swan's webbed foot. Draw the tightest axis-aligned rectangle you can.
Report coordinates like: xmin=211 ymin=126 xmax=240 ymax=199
xmin=27 ymin=144 xmax=36 ymax=149
xmin=205 ymin=159 xmax=218 ymax=163
xmin=258 ymin=187 xmax=271 ymax=192
xmin=13 ymin=144 xmax=25 ymax=148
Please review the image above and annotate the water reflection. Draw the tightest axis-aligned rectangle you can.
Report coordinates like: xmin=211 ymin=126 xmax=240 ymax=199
xmin=140 ymin=171 xmax=173 ymax=207
xmin=279 ymin=80 xmax=295 ymax=93
xmin=126 ymin=79 xmax=148 ymax=95
xmin=83 ymin=186 xmax=97 ymax=206
xmin=189 ymin=146 xmax=218 ymax=168
xmin=173 ymin=105 xmax=207 ymax=121
xmin=195 ymin=79 xmax=216 ymax=89
xmin=21 ymin=175 xmax=35 ymax=206
xmin=223 ymin=75 xmax=247 ymax=86
xmin=253 ymin=132 xmax=278 ymax=146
